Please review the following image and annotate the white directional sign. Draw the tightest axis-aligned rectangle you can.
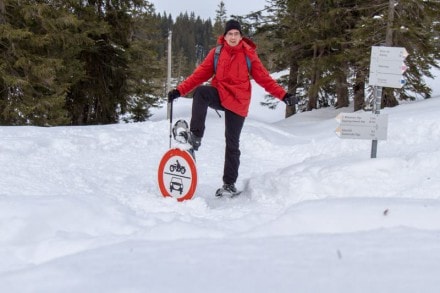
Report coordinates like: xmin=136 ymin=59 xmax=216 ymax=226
xmin=369 ymin=46 xmax=408 ymax=88
xmin=370 ymin=59 xmax=407 ymax=75
xmin=335 ymin=112 xmax=388 ymax=140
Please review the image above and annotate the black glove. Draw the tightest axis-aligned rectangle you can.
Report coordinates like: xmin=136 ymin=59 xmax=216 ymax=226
xmin=283 ymin=93 xmax=298 ymax=106
xmin=168 ymin=89 xmax=180 ymax=103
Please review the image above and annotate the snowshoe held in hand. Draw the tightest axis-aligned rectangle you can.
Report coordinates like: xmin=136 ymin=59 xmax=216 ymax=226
xmin=172 ymin=119 xmax=190 ymax=144
xmin=172 ymin=119 xmax=201 ymax=151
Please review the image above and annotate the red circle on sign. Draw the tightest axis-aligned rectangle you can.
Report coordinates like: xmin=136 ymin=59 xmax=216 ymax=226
xmin=157 ymin=148 xmax=197 ymax=201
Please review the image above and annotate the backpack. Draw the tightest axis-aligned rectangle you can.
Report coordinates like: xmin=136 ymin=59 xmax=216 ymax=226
xmin=213 ymin=45 xmax=252 ymax=73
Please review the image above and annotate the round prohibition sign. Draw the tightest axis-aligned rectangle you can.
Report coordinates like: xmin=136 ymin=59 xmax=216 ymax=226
xmin=157 ymin=148 xmax=197 ymax=201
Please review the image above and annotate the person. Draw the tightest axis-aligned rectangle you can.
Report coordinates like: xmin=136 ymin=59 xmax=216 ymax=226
xmin=168 ymin=19 xmax=297 ymax=196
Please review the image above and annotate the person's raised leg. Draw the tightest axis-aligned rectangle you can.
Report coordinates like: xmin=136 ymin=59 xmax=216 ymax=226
xmin=190 ymin=86 xmax=223 ymax=150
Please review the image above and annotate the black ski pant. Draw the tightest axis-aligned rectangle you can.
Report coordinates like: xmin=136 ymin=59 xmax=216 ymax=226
xmin=190 ymin=85 xmax=245 ymax=185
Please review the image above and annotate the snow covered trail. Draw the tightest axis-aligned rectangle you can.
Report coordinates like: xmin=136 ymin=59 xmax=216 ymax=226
xmin=1 ymin=80 xmax=440 ymax=292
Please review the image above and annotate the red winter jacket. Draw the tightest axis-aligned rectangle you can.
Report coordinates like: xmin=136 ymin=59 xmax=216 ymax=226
xmin=177 ymin=36 xmax=287 ymax=117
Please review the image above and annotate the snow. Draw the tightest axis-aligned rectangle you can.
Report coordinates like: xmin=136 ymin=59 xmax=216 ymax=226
xmin=1 ymin=68 xmax=440 ymax=292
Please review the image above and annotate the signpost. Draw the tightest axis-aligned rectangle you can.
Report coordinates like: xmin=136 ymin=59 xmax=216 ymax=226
xmin=335 ymin=112 xmax=388 ymax=141
xmin=336 ymin=46 xmax=408 ymax=158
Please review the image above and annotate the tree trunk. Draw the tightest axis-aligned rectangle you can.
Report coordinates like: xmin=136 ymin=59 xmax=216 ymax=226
xmin=285 ymin=56 xmax=299 ymax=118
xmin=382 ymin=0 xmax=399 ymax=107
xmin=385 ymin=0 xmax=395 ymax=46
xmin=0 ymin=0 xmax=5 ymax=121
xmin=307 ymin=45 xmax=322 ymax=111
xmin=382 ymin=88 xmax=399 ymax=108
xmin=0 ymin=0 xmax=5 ymax=24
xmin=353 ymin=67 xmax=366 ymax=111
xmin=307 ymin=70 xmax=319 ymax=111
xmin=335 ymin=63 xmax=349 ymax=109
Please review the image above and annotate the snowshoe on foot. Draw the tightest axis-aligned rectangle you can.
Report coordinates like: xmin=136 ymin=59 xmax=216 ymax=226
xmin=215 ymin=183 xmax=241 ymax=197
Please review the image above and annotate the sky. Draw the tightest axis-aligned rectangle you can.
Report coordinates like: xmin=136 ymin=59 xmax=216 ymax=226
xmin=0 ymin=68 xmax=439 ymax=292
xmin=149 ymin=0 xmax=268 ymax=20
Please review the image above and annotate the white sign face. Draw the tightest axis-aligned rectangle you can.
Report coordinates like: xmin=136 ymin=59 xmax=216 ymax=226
xmin=369 ymin=59 xmax=407 ymax=75
xmin=369 ymin=46 xmax=408 ymax=88
xmin=335 ymin=112 xmax=388 ymax=140
xmin=368 ymin=72 xmax=406 ymax=88
xmin=371 ymin=46 xmax=408 ymax=60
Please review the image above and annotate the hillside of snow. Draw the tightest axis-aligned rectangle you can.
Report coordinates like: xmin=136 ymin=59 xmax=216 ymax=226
xmin=0 ymin=69 xmax=439 ymax=292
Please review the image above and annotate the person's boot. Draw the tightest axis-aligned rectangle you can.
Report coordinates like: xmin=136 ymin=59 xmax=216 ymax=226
xmin=187 ymin=132 xmax=202 ymax=151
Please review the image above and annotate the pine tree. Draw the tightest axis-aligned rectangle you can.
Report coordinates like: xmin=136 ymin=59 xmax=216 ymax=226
xmin=0 ymin=0 xmax=87 ymax=125
xmin=391 ymin=0 xmax=440 ymax=102
xmin=66 ymin=0 xmax=162 ymax=125
xmin=259 ymin=0 xmax=440 ymax=116
xmin=1 ymin=0 xmax=163 ymax=125
xmin=213 ymin=1 xmax=227 ymax=39
xmin=172 ymin=12 xmax=196 ymax=76
xmin=351 ymin=0 xmax=440 ymax=109
xmin=123 ymin=2 xmax=162 ymax=122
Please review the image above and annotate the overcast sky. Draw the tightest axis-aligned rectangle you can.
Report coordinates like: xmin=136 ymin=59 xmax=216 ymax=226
xmin=149 ymin=0 xmax=268 ymax=20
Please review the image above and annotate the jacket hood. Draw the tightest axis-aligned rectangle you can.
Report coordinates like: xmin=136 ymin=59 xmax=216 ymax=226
xmin=217 ymin=35 xmax=257 ymax=50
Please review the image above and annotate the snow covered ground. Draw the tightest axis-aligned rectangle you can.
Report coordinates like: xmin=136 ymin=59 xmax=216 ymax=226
xmin=1 ymin=69 xmax=439 ymax=292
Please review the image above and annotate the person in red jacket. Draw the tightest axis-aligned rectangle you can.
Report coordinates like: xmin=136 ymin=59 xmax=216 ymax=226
xmin=168 ymin=19 xmax=297 ymax=196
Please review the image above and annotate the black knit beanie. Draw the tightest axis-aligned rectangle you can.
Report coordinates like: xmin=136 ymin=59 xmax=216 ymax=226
xmin=224 ymin=19 xmax=242 ymax=35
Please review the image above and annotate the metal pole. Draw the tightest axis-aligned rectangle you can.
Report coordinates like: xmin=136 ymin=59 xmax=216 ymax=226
xmin=166 ymin=30 xmax=172 ymax=120
xmin=371 ymin=86 xmax=382 ymax=158
xmin=169 ymin=99 xmax=173 ymax=148
xmin=370 ymin=0 xmax=395 ymax=158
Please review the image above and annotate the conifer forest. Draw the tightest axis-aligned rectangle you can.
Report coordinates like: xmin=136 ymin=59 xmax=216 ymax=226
xmin=0 ymin=0 xmax=439 ymax=126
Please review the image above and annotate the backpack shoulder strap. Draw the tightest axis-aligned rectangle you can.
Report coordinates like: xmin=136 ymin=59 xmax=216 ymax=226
xmin=213 ymin=44 xmax=252 ymax=73
xmin=214 ymin=45 xmax=222 ymax=73
xmin=245 ymin=56 xmax=252 ymax=73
